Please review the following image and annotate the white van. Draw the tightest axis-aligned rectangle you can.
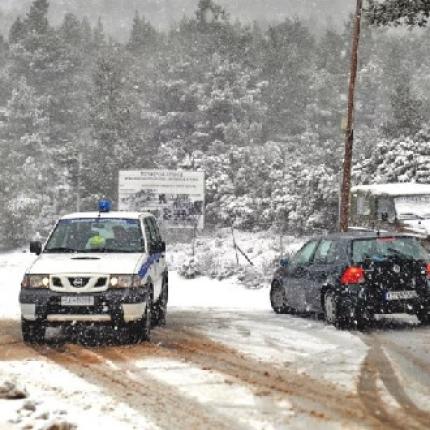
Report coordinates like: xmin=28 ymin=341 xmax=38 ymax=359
xmin=350 ymin=183 xmax=430 ymax=246
xmin=19 ymin=200 xmax=168 ymax=343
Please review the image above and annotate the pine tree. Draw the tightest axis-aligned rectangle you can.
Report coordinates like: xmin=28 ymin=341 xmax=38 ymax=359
xmin=9 ymin=17 xmax=27 ymax=44
xmin=60 ymin=13 xmax=82 ymax=47
xmin=128 ymin=11 xmax=157 ymax=54
xmin=80 ymin=17 xmax=92 ymax=49
xmin=0 ymin=78 xmax=51 ymax=246
xmin=93 ymin=17 xmax=105 ymax=49
xmin=26 ymin=0 xmax=49 ymax=34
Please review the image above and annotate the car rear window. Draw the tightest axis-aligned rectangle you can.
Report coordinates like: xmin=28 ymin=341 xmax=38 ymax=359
xmin=352 ymin=237 xmax=429 ymax=263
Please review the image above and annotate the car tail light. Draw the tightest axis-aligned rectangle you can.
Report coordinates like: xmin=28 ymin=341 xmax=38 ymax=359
xmin=341 ymin=267 xmax=365 ymax=285
xmin=426 ymin=263 xmax=430 ymax=279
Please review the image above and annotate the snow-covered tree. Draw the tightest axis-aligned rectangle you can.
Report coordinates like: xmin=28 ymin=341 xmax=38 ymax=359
xmin=366 ymin=0 xmax=430 ymax=27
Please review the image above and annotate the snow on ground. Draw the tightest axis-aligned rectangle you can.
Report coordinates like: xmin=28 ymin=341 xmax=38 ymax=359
xmin=0 ymin=251 xmax=35 ymax=320
xmin=169 ymin=271 xmax=269 ymax=309
xmin=1 ymin=247 xmax=428 ymax=429
xmin=134 ymin=357 xmax=295 ymax=430
xmin=0 ymin=360 xmax=157 ymax=430
xmin=0 ymin=248 xmax=363 ymax=429
xmin=168 ymin=271 xmax=367 ymax=391
xmin=0 ymin=248 xmax=360 ymax=429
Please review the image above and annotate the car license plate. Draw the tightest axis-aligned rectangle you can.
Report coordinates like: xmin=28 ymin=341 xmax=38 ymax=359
xmin=385 ymin=291 xmax=418 ymax=301
xmin=61 ymin=296 xmax=94 ymax=306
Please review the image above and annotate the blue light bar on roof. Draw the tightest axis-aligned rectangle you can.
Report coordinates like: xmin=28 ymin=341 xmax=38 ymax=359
xmin=98 ymin=198 xmax=112 ymax=212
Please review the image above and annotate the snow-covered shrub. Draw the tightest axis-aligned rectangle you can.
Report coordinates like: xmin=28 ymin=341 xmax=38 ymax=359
xmin=178 ymin=256 xmax=201 ymax=279
xmin=354 ymin=134 xmax=430 ymax=185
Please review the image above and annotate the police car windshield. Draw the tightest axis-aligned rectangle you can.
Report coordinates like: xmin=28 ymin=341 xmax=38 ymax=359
xmin=44 ymin=218 xmax=144 ymax=253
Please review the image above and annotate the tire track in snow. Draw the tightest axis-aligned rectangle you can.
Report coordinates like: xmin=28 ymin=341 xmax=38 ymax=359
xmin=147 ymin=327 xmax=383 ymax=428
xmin=376 ymin=336 xmax=430 ymax=376
xmin=37 ymin=343 xmax=247 ymax=430
xmin=358 ymin=334 xmax=430 ymax=430
xmin=98 ymin=347 xmax=284 ymax=430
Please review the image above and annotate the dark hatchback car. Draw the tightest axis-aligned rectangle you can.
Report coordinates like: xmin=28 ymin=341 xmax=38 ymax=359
xmin=270 ymin=233 xmax=430 ymax=328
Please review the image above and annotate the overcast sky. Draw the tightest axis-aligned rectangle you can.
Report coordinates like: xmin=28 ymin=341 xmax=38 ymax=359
xmin=0 ymin=0 xmax=355 ymax=41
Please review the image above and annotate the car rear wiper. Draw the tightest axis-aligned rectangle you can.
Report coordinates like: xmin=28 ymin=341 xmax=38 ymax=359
xmin=44 ymin=247 xmax=76 ymax=253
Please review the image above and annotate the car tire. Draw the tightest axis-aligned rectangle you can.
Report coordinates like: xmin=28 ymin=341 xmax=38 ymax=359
xmin=323 ymin=291 xmax=347 ymax=329
xmin=153 ymin=276 xmax=168 ymax=327
xmin=21 ymin=320 xmax=45 ymax=344
xmin=417 ymin=309 xmax=430 ymax=325
xmin=270 ymin=281 xmax=290 ymax=314
xmin=141 ymin=293 xmax=152 ymax=342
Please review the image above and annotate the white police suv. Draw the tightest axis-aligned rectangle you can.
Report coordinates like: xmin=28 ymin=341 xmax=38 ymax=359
xmin=19 ymin=200 xmax=168 ymax=344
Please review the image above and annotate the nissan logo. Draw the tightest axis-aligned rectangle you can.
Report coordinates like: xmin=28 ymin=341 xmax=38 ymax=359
xmin=72 ymin=278 xmax=84 ymax=287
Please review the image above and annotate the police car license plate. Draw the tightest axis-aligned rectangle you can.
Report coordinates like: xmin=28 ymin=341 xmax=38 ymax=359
xmin=385 ymin=291 xmax=418 ymax=301
xmin=61 ymin=296 xmax=94 ymax=306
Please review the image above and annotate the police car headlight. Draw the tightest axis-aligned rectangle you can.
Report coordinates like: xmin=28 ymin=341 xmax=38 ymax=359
xmin=109 ymin=275 xmax=140 ymax=289
xmin=21 ymin=275 xmax=50 ymax=289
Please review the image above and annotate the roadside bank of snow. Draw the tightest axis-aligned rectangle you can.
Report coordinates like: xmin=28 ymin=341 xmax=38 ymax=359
xmin=0 ymin=359 xmax=157 ymax=430
xmin=0 ymin=251 xmax=36 ymax=320
xmin=168 ymin=271 xmax=270 ymax=310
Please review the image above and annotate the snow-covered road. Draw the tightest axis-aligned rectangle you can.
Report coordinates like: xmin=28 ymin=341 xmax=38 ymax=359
xmin=1 ymin=251 xmax=430 ymax=429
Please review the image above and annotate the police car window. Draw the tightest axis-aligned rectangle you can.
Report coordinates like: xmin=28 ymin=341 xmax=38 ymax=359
xmin=148 ymin=218 xmax=162 ymax=243
xmin=143 ymin=219 xmax=157 ymax=247
xmin=292 ymin=241 xmax=318 ymax=266
xmin=44 ymin=219 xmax=143 ymax=253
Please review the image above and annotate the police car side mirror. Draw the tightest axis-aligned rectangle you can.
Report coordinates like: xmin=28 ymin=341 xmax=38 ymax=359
xmin=30 ymin=241 xmax=42 ymax=255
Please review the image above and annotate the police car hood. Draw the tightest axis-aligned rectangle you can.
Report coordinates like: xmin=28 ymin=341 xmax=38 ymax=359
xmin=401 ymin=219 xmax=430 ymax=237
xmin=28 ymin=253 xmax=146 ymax=275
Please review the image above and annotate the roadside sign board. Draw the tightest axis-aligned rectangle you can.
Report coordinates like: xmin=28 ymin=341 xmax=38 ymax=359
xmin=118 ymin=170 xmax=205 ymax=229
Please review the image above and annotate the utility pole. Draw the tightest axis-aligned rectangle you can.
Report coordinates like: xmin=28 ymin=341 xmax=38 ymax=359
xmin=339 ymin=0 xmax=363 ymax=232
xmin=76 ymin=153 xmax=82 ymax=212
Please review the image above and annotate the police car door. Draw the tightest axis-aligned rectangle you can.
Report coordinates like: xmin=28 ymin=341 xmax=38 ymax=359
xmin=143 ymin=217 xmax=162 ymax=300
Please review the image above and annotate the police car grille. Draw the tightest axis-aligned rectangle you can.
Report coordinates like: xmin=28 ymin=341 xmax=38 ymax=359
xmin=95 ymin=277 xmax=108 ymax=287
xmin=52 ymin=277 xmax=62 ymax=287
xmin=51 ymin=276 xmax=108 ymax=288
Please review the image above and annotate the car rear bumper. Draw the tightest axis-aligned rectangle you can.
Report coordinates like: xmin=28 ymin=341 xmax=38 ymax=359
xmin=19 ymin=288 xmax=148 ymax=325
xmin=339 ymin=286 xmax=430 ymax=316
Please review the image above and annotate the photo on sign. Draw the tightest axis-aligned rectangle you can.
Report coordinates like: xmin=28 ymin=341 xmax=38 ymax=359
xmin=118 ymin=170 xmax=205 ymax=229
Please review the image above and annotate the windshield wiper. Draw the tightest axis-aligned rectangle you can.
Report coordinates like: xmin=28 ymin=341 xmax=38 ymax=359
xmin=78 ymin=248 xmax=140 ymax=253
xmin=44 ymin=247 xmax=76 ymax=253
xmin=399 ymin=213 xmax=424 ymax=220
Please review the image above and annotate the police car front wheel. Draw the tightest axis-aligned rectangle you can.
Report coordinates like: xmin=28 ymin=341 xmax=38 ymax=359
xmin=21 ymin=319 xmax=45 ymax=344
xmin=153 ymin=277 xmax=168 ymax=327
xmin=123 ymin=293 xmax=152 ymax=343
